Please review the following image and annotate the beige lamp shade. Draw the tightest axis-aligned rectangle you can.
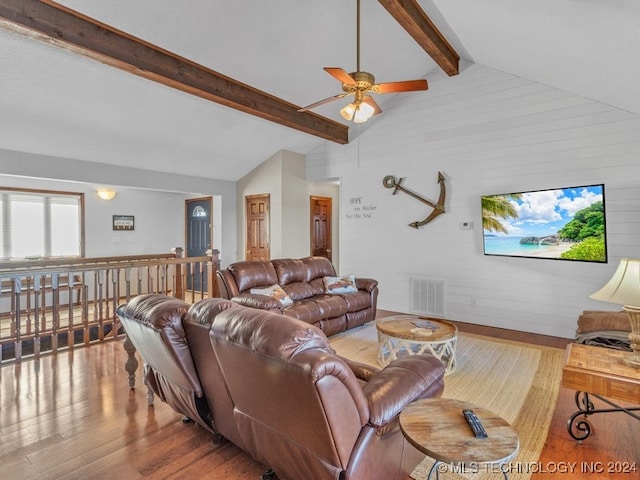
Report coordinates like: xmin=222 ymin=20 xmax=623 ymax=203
xmin=590 ymin=258 xmax=640 ymax=307
xmin=591 ymin=258 xmax=640 ymax=367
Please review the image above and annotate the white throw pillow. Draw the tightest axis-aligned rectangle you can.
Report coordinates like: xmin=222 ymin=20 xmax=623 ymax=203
xmin=323 ymin=274 xmax=358 ymax=294
xmin=250 ymin=284 xmax=293 ymax=307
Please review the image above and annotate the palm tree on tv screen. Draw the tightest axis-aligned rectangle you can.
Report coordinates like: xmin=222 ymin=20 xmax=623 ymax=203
xmin=482 ymin=194 xmax=521 ymax=233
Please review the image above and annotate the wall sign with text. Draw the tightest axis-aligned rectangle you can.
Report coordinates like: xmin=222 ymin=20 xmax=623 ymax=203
xmin=113 ymin=215 xmax=135 ymax=231
xmin=345 ymin=197 xmax=376 ymax=220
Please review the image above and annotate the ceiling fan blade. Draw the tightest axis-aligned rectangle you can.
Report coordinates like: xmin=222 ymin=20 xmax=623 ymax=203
xmin=373 ymin=79 xmax=428 ymax=94
xmin=363 ymin=96 xmax=382 ymax=116
xmin=324 ymin=67 xmax=356 ymax=85
xmin=298 ymin=93 xmax=349 ymax=112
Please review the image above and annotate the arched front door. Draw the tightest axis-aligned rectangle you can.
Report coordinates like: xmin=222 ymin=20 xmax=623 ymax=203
xmin=186 ymin=197 xmax=212 ymax=291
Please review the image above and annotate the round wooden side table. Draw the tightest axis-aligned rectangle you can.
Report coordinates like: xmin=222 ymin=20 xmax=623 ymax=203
xmin=376 ymin=315 xmax=458 ymax=374
xmin=399 ymin=398 xmax=519 ymax=480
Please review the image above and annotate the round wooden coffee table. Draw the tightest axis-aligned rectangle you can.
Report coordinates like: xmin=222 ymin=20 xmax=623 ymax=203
xmin=400 ymin=398 xmax=519 ymax=480
xmin=376 ymin=315 xmax=457 ymax=374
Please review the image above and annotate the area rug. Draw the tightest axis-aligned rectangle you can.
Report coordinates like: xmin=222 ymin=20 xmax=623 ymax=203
xmin=329 ymin=322 xmax=565 ymax=480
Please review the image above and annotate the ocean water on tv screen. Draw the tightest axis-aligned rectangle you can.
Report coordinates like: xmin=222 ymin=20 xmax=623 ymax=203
xmin=483 ymin=236 xmax=550 ymax=256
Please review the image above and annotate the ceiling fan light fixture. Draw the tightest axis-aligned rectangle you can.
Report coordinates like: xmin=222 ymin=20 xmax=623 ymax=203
xmin=340 ymin=102 xmax=356 ymax=121
xmin=354 ymin=99 xmax=375 ymax=123
xmin=299 ymin=0 xmax=427 ymax=119
xmin=340 ymin=97 xmax=375 ymax=123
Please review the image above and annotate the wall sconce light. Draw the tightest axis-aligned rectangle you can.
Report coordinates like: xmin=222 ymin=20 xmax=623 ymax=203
xmin=97 ymin=188 xmax=117 ymax=201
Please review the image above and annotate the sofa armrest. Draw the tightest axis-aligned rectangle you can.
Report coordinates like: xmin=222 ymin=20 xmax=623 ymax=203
xmin=355 ymin=277 xmax=378 ymax=293
xmin=362 ymin=355 xmax=445 ymax=428
xmin=231 ymin=294 xmax=282 ymax=312
xmin=340 ymin=355 xmax=380 ymax=382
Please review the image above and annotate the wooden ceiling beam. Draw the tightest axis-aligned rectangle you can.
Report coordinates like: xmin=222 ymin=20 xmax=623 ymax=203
xmin=378 ymin=0 xmax=459 ymax=76
xmin=0 ymin=0 xmax=349 ymax=144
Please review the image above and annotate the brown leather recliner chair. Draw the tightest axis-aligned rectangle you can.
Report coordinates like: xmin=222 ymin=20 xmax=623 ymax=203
xmin=115 ymin=294 xmax=215 ymax=434
xmin=117 ymin=294 xmax=250 ymax=449
xmin=182 ymin=297 xmax=248 ymax=450
xmin=208 ymin=305 xmax=445 ymax=480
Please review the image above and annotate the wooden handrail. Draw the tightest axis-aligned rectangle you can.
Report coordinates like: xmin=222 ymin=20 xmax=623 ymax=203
xmin=0 ymin=248 xmax=220 ymax=364
xmin=0 ymin=256 xmax=212 ymax=278
xmin=0 ymin=252 xmax=176 ymax=271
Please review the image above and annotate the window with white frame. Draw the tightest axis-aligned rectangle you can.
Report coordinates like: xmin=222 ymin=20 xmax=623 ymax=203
xmin=0 ymin=188 xmax=84 ymax=260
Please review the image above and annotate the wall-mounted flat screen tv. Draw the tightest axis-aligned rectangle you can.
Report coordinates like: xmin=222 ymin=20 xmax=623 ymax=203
xmin=481 ymin=184 xmax=607 ymax=263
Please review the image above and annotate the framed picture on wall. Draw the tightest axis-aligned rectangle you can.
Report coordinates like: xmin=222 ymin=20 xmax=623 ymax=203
xmin=113 ymin=215 xmax=135 ymax=231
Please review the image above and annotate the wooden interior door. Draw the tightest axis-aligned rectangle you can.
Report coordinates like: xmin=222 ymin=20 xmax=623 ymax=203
xmin=246 ymin=194 xmax=270 ymax=261
xmin=310 ymin=196 xmax=332 ymax=261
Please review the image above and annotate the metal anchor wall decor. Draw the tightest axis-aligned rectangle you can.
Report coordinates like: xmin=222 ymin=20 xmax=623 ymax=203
xmin=382 ymin=172 xmax=446 ymax=228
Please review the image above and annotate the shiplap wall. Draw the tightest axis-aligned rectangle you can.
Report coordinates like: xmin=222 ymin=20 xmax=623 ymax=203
xmin=306 ymin=62 xmax=640 ymax=338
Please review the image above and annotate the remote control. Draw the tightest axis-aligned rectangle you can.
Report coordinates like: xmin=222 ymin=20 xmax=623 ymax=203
xmin=462 ymin=409 xmax=488 ymax=438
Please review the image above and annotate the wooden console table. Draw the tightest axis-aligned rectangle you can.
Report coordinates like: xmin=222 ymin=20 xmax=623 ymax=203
xmin=562 ymin=343 xmax=640 ymax=441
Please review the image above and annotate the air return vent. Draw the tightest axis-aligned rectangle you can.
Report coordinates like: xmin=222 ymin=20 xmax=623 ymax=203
xmin=410 ymin=278 xmax=445 ymax=317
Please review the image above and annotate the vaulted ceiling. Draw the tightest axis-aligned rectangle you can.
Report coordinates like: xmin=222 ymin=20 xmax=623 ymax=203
xmin=1 ymin=1 xmax=639 ymax=182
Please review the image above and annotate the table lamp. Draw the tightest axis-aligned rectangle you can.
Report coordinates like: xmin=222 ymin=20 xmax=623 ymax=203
xmin=590 ymin=258 xmax=640 ymax=368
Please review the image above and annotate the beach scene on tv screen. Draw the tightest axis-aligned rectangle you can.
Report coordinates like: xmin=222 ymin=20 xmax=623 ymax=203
xmin=482 ymin=185 xmax=606 ymax=262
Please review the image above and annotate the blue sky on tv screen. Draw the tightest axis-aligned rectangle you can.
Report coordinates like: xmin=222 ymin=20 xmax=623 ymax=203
xmin=484 ymin=185 xmax=603 ymax=237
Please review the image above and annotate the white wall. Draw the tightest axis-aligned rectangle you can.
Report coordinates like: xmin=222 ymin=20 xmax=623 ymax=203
xmin=306 ymin=62 xmax=640 ymax=339
xmin=238 ymin=150 xmax=340 ymax=268
xmin=0 ymin=149 xmax=237 ymax=264
xmin=281 ymin=150 xmax=310 ymax=259
xmin=237 ymin=150 xmax=283 ymax=258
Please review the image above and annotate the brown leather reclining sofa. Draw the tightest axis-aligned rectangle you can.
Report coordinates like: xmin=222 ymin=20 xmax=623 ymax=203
xmin=117 ymin=294 xmax=445 ymax=480
xmin=216 ymin=256 xmax=378 ymax=337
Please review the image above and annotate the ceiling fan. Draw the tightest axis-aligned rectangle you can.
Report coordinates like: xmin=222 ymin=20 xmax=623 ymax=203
xmin=298 ymin=0 xmax=428 ymax=123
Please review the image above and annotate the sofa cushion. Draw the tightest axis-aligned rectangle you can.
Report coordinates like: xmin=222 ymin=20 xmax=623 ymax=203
xmin=281 ymin=281 xmax=317 ymax=300
xmin=346 ymin=309 xmax=372 ymax=329
xmin=324 ymin=274 xmax=358 ymax=294
xmin=232 ymin=294 xmax=282 ymax=312
xmin=211 ymin=307 xmax=333 ymax=362
xmin=272 ymin=258 xmax=307 ymax=285
xmin=250 ymin=284 xmax=293 ymax=307
xmin=229 ymin=260 xmax=278 ymax=293
xmin=339 ymin=290 xmax=372 ymax=312
xmin=282 ymin=300 xmax=323 ymax=324
xmin=308 ymin=278 xmax=327 ymax=296
xmin=187 ymin=298 xmax=239 ymax=326
xmin=301 ymin=256 xmax=336 ymax=281
xmin=311 ymin=294 xmax=348 ymax=319
xmin=320 ymin=315 xmax=347 ymax=337
xmin=122 ymin=293 xmax=189 ymax=331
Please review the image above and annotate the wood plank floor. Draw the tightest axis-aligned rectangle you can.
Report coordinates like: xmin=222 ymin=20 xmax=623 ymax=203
xmin=0 ymin=314 xmax=637 ymax=480
xmin=443 ymin=316 xmax=639 ymax=480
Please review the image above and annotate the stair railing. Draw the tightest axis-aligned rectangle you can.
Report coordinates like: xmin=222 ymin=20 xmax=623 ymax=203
xmin=0 ymin=248 xmax=219 ymax=364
